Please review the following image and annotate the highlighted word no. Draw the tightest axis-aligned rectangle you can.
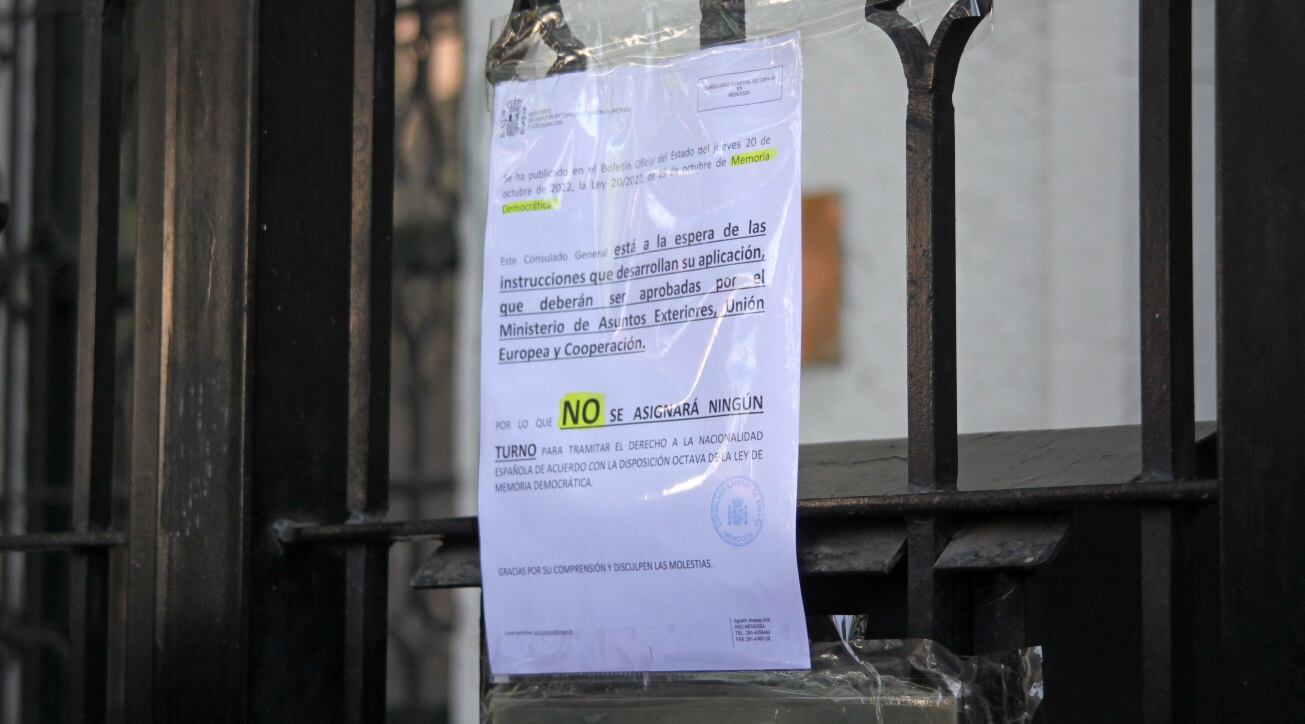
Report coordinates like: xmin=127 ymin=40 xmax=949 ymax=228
xmin=559 ymin=393 xmax=605 ymax=429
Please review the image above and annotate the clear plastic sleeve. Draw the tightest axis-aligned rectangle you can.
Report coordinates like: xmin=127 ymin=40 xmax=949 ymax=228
xmin=478 ymin=29 xmax=810 ymax=675
xmin=486 ymin=0 xmax=993 ymax=89
xmin=475 ymin=0 xmax=1016 ymax=693
xmin=482 ymin=636 xmax=1043 ymax=723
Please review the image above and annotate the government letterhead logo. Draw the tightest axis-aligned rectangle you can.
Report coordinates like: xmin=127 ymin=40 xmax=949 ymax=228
xmin=500 ymin=97 xmax=526 ymax=138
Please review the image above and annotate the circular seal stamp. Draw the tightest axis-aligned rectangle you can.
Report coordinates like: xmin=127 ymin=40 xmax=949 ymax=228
xmin=711 ymin=476 xmax=765 ymax=546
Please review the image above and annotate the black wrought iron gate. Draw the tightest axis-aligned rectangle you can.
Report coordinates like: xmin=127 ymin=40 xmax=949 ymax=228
xmin=0 ymin=0 xmax=1302 ymax=722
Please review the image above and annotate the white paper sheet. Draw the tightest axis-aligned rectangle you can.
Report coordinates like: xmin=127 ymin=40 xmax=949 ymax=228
xmin=479 ymin=32 xmax=808 ymax=675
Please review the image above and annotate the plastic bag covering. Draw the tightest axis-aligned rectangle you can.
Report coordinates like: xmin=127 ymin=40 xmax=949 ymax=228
xmin=478 ymin=31 xmax=809 ymax=674
xmin=485 ymin=0 xmax=992 ymax=89
xmin=482 ymin=638 xmax=1044 ymax=723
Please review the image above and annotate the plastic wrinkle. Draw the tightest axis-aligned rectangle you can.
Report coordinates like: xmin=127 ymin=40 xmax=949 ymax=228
xmin=483 ymin=636 xmax=1043 ymax=723
xmin=485 ymin=0 xmax=995 ymax=94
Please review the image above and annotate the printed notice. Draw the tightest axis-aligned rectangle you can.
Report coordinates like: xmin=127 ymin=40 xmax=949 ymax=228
xmin=479 ymin=33 xmax=808 ymax=675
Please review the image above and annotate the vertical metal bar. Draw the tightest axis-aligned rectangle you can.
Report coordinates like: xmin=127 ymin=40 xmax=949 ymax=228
xmin=1140 ymin=508 xmax=1175 ymax=724
xmin=246 ymin=2 xmax=364 ymax=720
xmin=344 ymin=0 xmax=394 ymax=721
xmin=153 ymin=1 xmax=382 ymax=718
xmin=867 ymin=0 xmax=990 ymax=652
xmin=70 ymin=1 xmax=124 ymax=721
xmin=1138 ymin=2 xmax=1194 ymax=721
xmin=1141 ymin=506 xmax=1200 ymax=723
xmin=0 ymin=0 xmax=19 ymax=696
xmin=152 ymin=0 xmax=255 ymax=719
xmin=123 ymin=0 xmax=169 ymax=718
xmin=904 ymin=85 xmax=959 ymax=496
xmin=1140 ymin=0 xmax=1194 ymax=481
xmin=25 ymin=6 xmax=76 ymax=718
xmin=0 ymin=223 xmax=12 ymax=724
xmin=901 ymin=81 xmax=961 ymax=647
xmin=902 ymin=73 xmax=963 ymax=644
xmin=905 ymin=519 xmax=963 ymax=646
xmin=1216 ymin=2 xmax=1305 ymax=721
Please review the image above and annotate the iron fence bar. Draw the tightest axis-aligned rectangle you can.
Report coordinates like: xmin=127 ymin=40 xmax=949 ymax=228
xmin=344 ymin=0 xmax=395 ymax=721
xmin=123 ymin=0 xmax=169 ymax=718
xmin=0 ymin=167 xmax=15 ymax=701
xmin=241 ymin=2 xmax=389 ymax=721
xmin=282 ymin=479 xmax=1218 ymax=547
xmin=799 ymin=478 xmax=1217 ymax=516
xmin=1216 ymin=2 xmax=1305 ymax=720
xmin=867 ymin=0 xmax=991 ymax=653
xmin=0 ymin=530 xmax=126 ymax=552
xmin=1138 ymin=1 xmax=1195 ymax=721
xmin=151 ymin=0 xmax=256 ymax=718
xmin=0 ymin=206 xmax=14 ymax=696
xmin=1139 ymin=0 xmax=1196 ymax=482
xmin=70 ymin=1 xmax=124 ymax=721
xmin=1141 ymin=506 xmax=1199 ymax=723
xmin=24 ymin=5 xmax=79 ymax=718
xmin=279 ymin=515 xmax=477 ymax=545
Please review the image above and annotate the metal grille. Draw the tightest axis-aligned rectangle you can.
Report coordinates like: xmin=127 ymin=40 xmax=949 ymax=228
xmin=0 ymin=0 xmax=1300 ymax=723
xmin=1 ymin=2 xmax=80 ymax=721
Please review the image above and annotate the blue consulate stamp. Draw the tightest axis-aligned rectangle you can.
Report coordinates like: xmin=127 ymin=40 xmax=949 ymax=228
xmin=711 ymin=476 xmax=765 ymax=546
